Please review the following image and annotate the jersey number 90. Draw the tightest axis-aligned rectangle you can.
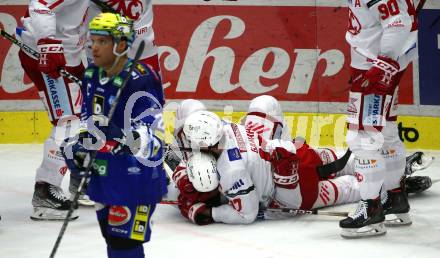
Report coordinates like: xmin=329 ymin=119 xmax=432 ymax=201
xmin=378 ymin=0 xmax=400 ymax=20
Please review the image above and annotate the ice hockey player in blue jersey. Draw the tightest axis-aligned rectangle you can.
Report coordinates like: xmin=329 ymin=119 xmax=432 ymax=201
xmin=62 ymin=12 xmax=167 ymax=258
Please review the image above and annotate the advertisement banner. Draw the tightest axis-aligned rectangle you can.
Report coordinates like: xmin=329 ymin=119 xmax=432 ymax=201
xmin=156 ymin=5 xmax=413 ymax=104
xmin=0 ymin=3 xmax=416 ymax=111
xmin=0 ymin=0 xmax=439 ymax=147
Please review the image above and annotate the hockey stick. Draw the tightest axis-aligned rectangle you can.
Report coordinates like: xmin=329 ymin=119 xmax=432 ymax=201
xmin=90 ymin=0 xmax=118 ymax=13
xmin=414 ymin=0 xmax=440 ymax=29
xmin=171 ymin=145 xmax=223 ymax=153
xmin=415 ymin=0 xmax=427 ymax=15
xmin=317 ymin=149 xmax=352 ymax=178
xmin=49 ymin=41 xmax=146 ymax=258
xmin=266 ymin=207 xmax=349 ymax=217
xmin=0 ymin=29 xmax=82 ymax=86
xmin=271 ymin=178 xmax=438 ymax=219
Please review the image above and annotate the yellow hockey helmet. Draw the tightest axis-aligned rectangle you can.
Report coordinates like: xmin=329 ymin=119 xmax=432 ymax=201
xmin=89 ymin=12 xmax=135 ymax=46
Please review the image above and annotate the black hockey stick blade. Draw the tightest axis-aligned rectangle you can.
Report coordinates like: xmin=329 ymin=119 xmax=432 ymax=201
xmin=317 ymin=149 xmax=352 ymax=178
xmin=49 ymin=41 xmax=145 ymax=258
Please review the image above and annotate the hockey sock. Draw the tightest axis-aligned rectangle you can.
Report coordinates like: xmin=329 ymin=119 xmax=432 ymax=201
xmin=354 ymin=151 xmax=386 ymax=200
xmin=107 ymin=245 xmax=145 ymax=258
xmin=382 ymin=141 xmax=406 ymax=191
xmin=381 ymin=122 xmax=406 ymax=191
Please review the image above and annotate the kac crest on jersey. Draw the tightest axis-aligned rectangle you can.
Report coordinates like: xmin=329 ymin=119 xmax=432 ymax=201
xmin=104 ymin=0 xmax=144 ymax=20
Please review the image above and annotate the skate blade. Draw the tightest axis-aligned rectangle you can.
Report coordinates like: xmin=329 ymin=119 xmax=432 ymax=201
xmin=341 ymin=223 xmax=387 ymax=239
xmin=70 ymin=194 xmax=95 ymax=207
xmin=30 ymin=207 xmax=79 ymax=221
xmin=385 ymin=213 xmax=412 ymax=227
xmin=412 ymin=155 xmax=435 ymax=172
xmin=78 ymin=198 xmax=95 ymax=206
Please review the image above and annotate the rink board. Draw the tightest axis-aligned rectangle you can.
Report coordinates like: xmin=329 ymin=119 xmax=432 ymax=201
xmin=1 ymin=110 xmax=439 ymax=150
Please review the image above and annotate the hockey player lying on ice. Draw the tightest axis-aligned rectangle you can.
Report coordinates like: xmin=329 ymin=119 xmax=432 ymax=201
xmin=167 ymin=97 xmax=433 ymax=235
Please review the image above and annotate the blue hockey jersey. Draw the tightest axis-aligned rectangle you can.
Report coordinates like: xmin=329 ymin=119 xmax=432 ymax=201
xmin=80 ymin=61 xmax=167 ymax=206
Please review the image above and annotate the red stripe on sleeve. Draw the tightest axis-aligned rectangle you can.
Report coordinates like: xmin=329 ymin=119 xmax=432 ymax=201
xmin=48 ymin=0 xmax=64 ymax=10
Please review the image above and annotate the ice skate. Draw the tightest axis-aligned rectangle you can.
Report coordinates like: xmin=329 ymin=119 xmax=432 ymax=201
xmin=382 ymin=188 xmax=412 ymax=227
xmin=340 ymin=198 xmax=386 ymax=238
xmin=31 ymin=182 xmax=78 ymax=221
xmin=405 ymin=176 xmax=432 ymax=194
xmin=404 ymin=152 xmax=434 ymax=194
xmin=405 ymin=152 xmax=435 ymax=175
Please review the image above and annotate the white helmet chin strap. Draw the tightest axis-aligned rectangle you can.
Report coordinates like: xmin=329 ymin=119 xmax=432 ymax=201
xmin=109 ymin=41 xmax=130 ymax=71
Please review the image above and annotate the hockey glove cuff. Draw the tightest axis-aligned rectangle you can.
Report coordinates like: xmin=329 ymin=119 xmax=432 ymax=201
xmin=37 ymin=38 xmax=66 ymax=79
xmin=61 ymin=131 xmax=97 ymax=177
xmin=178 ymin=195 xmax=214 ymax=225
xmin=188 ymin=203 xmax=214 ymax=225
xmin=363 ymin=56 xmax=400 ymax=95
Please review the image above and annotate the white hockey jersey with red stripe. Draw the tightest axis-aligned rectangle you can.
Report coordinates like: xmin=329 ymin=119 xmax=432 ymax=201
xmin=19 ymin=0 xmax=89 ymax=66
xmin=204 ymin=123 xmax=361 ymax=223
xmin=87 ymin=0 xmax=157 ymax=60
xmin=211 ymin=123 xmax=274 ymax=224
xmin=346 ymin=0 xmax=418 ymax=70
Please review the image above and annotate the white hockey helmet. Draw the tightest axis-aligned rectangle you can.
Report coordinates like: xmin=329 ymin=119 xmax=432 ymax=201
xmin=183 ymin=111 xmax=224 ymax=147
xmin=187 ymin=152 xmax=219 ymax=192
xmin=176 ymin=99 xmax=207 ymax=123
xmin=248 ymin=95 xmax=283 ymax=122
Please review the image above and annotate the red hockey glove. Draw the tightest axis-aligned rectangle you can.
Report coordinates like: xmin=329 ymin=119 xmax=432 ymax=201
xmin=258 ymin=138 xmax=299 ymax=189
xmin=178 ymin=195 xmax=214 ymax=225
xmin=37 ymin=38 xmax=66 ymax=79
xmin=362 ymin=56 xmax=400 ymax=95
xmin=172 ymin=165 xmax=200 ymax=203
xmin=270 ymin=147 xmax=300 ymax=189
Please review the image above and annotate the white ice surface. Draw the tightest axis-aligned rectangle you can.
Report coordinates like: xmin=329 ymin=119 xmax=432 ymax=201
xmin=1 ymin=144 xmax=439 ymax=258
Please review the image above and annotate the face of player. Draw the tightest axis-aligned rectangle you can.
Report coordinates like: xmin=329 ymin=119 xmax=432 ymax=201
xmin=90 ymin=35 xmax=127 ymax=70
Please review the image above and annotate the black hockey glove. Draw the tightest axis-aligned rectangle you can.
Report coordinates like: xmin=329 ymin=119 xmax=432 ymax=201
xmin=111 ymin=130 xmax=142 ymax=156
xmin=61 ymin=131 xmax=97 ymax=177
xmin=111 ymin=127 xmax=162 ymax=159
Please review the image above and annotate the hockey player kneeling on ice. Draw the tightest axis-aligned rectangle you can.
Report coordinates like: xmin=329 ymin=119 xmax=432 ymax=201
xmin=62 ymin=13 xmax=167 ymax=258
xmin=174 ymin=111 xmax=364 ymax=225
